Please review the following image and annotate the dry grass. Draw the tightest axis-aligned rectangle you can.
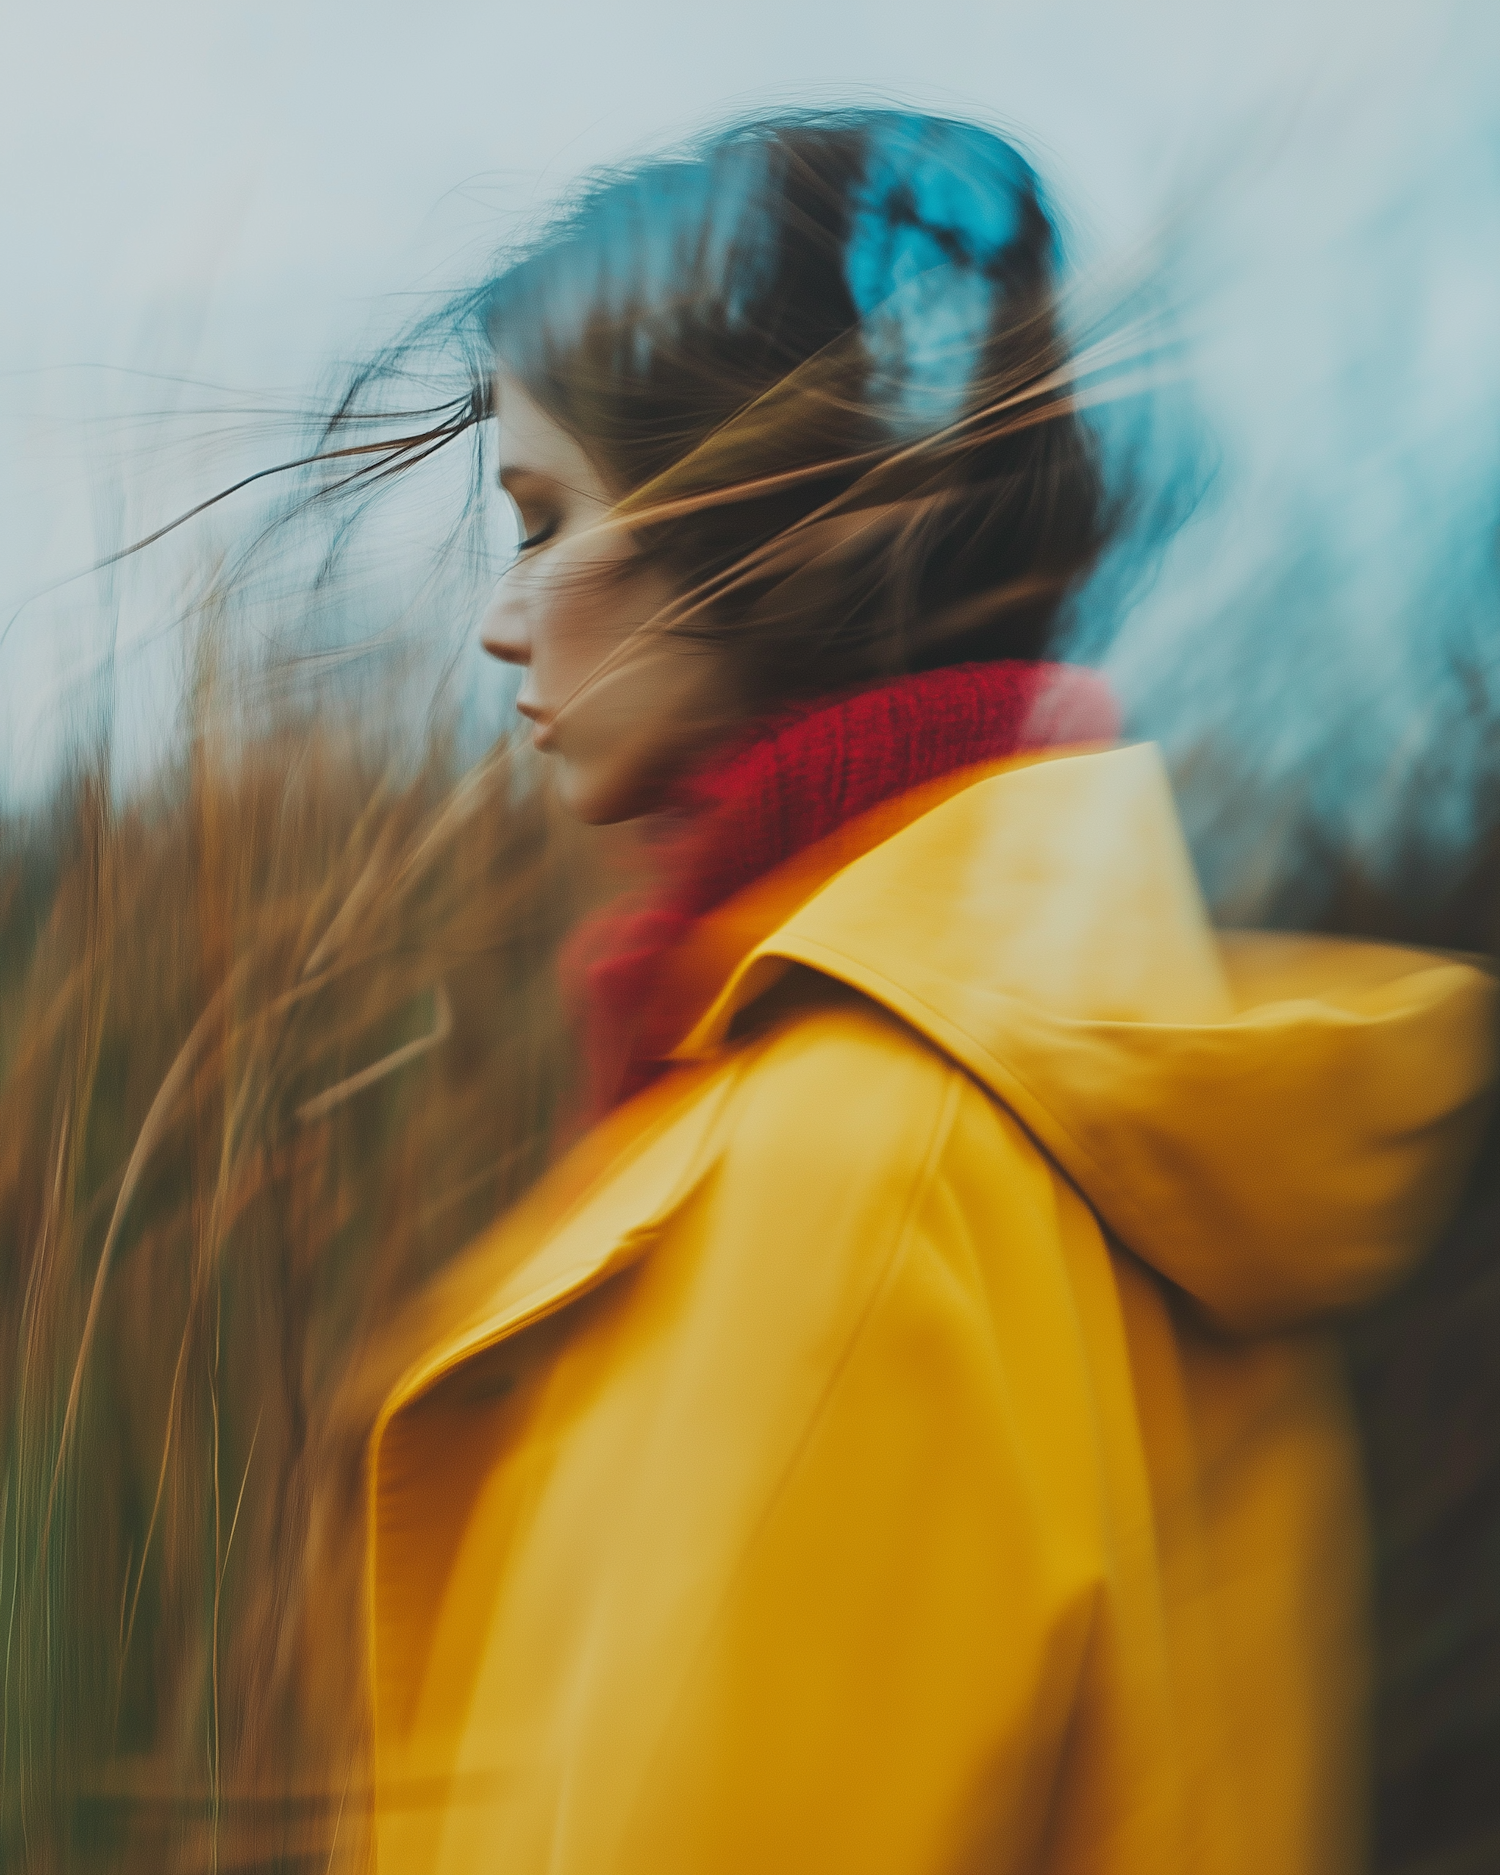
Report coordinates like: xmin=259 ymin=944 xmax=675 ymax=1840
xmin=0 ymin=665 xmax=601 ymax=1872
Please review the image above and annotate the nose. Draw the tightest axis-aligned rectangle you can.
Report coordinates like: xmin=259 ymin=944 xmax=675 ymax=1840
xmin=479 ymin=579 xmax=530 ymax=668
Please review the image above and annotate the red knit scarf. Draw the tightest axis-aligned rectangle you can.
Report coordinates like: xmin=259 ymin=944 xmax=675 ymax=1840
xmin=563 ymin=659 xmax=1118 ymax=1115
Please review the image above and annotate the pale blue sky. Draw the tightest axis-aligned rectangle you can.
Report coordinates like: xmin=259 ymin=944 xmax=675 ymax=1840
xmin=3 ymin=0 xmax=1497 ymax=891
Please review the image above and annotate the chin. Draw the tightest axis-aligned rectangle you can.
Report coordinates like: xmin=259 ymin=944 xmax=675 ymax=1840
xmin=553 ymin=759 xmax=636 ymax=826
xmin=552 ymin=740 xmax=697 ymax=825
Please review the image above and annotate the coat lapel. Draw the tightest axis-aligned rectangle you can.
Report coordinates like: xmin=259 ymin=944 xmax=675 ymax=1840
xmin=375 ymin=1057 xmax=740 ymax=1433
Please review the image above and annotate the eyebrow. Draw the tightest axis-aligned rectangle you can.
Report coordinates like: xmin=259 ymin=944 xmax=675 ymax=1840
xmin=498 ymin=464 xmax=613 ymax=512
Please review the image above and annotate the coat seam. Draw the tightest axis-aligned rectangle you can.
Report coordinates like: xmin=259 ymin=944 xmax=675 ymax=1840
xmin=770 ymin=936 xmax=1165 ymax=1257
xmin=609 ymin=1053 xmax=968 ymax=1862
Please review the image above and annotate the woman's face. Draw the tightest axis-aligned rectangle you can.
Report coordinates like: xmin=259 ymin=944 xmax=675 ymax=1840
xmin=480 ymin=376 xmax=735 ymax=823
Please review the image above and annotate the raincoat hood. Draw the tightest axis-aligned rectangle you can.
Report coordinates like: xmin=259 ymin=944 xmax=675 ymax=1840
xmin=672 ymin=742 xmax=1495 ymax=1331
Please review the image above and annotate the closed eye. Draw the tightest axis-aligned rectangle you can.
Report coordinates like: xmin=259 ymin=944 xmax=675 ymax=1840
xmin=498 ymin=466 xmax=565 ymax=556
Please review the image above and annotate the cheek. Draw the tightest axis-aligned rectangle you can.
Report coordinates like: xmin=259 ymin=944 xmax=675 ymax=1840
xmin=565 ymin=643 xmax=728 ymax=821
xmin=530 ymin=555 xmax=630 ymax=687
xmin=500 ymin=547 xmax=715 ymax=823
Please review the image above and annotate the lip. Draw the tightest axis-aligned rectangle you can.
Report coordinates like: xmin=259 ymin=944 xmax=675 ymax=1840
xmin=515 ymin=699 xmax=557 ymax=750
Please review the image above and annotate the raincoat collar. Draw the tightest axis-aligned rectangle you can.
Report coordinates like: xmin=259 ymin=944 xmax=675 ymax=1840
xmin=675 ymin=741 xmax=1496 ymax=1330
xmin=378 ymin=740 xmax=1495 ymax=1423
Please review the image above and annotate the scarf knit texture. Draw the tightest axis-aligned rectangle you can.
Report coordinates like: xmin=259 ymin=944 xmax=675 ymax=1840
xmin=565 ymin=659 xmax=1119 ymax=1115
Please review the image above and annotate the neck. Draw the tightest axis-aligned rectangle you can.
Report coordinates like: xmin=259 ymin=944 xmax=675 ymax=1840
xmin=561 ymin=659 xmax=1119 ymax=1117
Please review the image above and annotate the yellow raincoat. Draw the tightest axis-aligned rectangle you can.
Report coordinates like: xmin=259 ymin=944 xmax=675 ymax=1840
xmin=368 ymin=743 xmax=1495 ymax=1875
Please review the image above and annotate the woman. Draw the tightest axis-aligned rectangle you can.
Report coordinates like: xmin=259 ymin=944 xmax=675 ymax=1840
xmin=364 ymin=113 xmax=1495 ymax=1873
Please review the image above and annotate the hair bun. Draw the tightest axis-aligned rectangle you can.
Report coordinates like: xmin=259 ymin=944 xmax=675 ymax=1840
xmin=844 ymin=116 xmax=1039 ymax=437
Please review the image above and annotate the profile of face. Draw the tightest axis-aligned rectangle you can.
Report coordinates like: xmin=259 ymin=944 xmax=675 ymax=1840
xmin=480 ymin=377 xmax=735 ymax=823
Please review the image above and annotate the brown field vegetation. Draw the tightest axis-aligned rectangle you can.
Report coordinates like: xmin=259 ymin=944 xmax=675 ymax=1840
xmin=0 ymin=657 xmax=600 ymax=1871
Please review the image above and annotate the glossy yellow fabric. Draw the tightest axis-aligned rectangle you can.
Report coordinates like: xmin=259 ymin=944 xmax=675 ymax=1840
xmin=368 ymin=744 xmax=1496 ymax=1875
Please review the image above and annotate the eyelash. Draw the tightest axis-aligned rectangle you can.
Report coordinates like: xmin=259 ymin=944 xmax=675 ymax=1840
xmin=517 ymin=518 xmax=558 ymax=552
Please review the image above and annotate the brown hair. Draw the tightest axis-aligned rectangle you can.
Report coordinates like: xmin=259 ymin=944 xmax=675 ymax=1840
xmin=480 ymin=110 xmax=1111 ymax=711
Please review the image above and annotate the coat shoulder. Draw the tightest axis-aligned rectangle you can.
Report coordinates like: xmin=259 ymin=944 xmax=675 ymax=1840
xmin=717 ymin=977 xmax=979 ymax=1188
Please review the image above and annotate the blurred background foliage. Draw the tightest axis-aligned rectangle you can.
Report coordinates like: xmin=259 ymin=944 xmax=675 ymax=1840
xmin=0 ymin=638 xmax=605 ymax=1869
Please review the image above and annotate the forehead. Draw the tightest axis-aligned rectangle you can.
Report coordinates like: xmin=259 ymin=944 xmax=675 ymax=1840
xmin=493 ymin=373 xmax=608 ymax=495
